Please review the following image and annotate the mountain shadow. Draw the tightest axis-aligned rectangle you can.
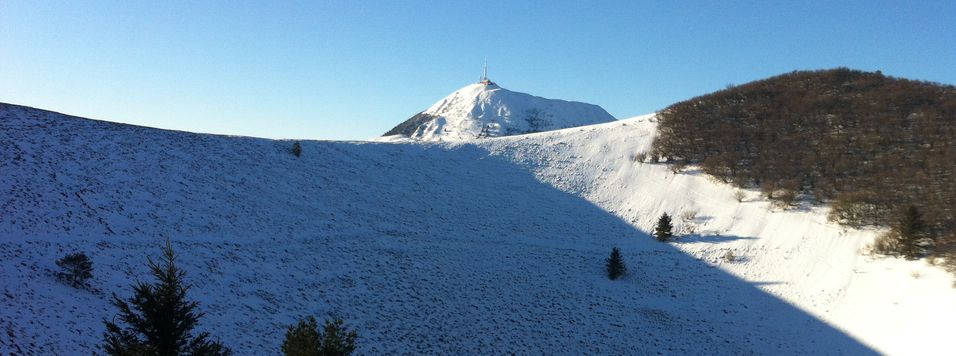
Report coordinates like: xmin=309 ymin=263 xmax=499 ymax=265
xmin=0 ymin=103 xmax=876 ymax=354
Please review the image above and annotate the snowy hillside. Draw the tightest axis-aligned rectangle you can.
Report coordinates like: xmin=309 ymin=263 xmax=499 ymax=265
xmin=475 ymin=114 xmax=956 ymax=356
xmin=2 ymin=103 xmax=953 ymax=354
xmin=383 ymin=82 xmax=615 ymax=141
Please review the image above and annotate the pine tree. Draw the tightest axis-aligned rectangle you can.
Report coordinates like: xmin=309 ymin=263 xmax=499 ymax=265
xmin=896 ymin=205 xmax=925 ymax=259
xmin=292 ymin=141 xmax=302 ymax=157
xmin=317 ymin=317 xmax=357 ymax=356
xmin=605 ymin=247 xmax=627 ymax=280
xmin=56 ymin=252 xmax=93 ymax=287
xmin=282 ymin=317 xmax=321 ymax=356
xmin=654 ymin=213 xmax=674 ymax=241
xmin=281 ymin=316 xmax=357 ymax=356
xmin=103 ymin=240 xmax=231 ymax=356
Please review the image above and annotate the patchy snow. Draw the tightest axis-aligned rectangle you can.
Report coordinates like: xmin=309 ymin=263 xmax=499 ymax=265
xmin=384 ymin=82 xmax=615 ymax=141
xmin=1 ymin=103 xmax=951 ymax=354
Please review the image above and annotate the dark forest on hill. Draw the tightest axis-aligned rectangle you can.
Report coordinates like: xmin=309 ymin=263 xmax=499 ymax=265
xmin=652 ymin=68 xmax=956 ymax=261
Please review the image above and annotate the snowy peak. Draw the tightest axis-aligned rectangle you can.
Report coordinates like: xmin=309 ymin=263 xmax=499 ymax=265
xmin=384 ymin=82 xmax=615 ymax=141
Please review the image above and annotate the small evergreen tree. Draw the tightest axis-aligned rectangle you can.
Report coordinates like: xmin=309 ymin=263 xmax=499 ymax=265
xmin=292 ymin=141 xmax=302 ymax=157
xmin=103 ymin=240 xmax=231 ymax=355
xmin=316 ymin=317 xmax=357 ymax=356
xmin=281 ymin=316 xmax=357 ymax=356
xmin=282 ymin=317 xmax=320 ymax=356
xmin=605 ymin=247 xmax=627 ymax=280
xmin=654 ymin=213 xmax=674 ymax=241
xmin=897 ymin=205 xmax=926 ymax=259
xmin=56 ymin=252 xmax=93 ymax=287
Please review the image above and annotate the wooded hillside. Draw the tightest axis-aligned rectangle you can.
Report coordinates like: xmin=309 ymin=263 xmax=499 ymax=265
xmin=653 ymin=68 xmax=955 ymax=257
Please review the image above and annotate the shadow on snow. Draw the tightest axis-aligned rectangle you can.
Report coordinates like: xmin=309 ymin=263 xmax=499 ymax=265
xmin=0 ymin=106 xmax=877 ymax=354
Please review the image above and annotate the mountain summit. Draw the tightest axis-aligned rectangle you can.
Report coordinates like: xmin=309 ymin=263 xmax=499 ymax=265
xmin=384 ymin=81 xmax=615 ymax=141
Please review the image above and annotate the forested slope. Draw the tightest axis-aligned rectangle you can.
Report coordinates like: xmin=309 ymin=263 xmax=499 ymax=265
xmin=653 ymin=68 xmax=956 ymax=260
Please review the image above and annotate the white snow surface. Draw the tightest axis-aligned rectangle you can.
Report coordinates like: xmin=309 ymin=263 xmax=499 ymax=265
xmin=1 ymin=103 xmax=953 ymax=355
xmin=395 ymin=82 xmax=615 ymax=141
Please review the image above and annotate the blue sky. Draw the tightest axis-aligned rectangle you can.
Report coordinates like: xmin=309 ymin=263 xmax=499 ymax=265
xmin=2 ymin=1 xmax=955 ymax=140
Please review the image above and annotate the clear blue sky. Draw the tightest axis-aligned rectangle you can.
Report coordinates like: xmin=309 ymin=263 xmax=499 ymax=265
xmin=2 ymin=1 xmax=955 ymax=140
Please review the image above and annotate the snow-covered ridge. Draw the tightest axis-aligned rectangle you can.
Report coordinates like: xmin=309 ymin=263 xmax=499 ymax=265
xmin=383 ymin=82 xmax=615 ymax=141
xmin=2 ymin=103 xmax=953 ymax=354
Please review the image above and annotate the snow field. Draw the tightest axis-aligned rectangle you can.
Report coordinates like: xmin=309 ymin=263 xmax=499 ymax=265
xmin=479 ymin=114 xmax=956 ymax=355
xmin=1 ymin=104 xmax=944 ymax=354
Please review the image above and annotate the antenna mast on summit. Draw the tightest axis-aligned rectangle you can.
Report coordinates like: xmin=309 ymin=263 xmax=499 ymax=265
xmin=482 ymin=58 xmax=488 ymax=82
xmin=480 ymin=58 xmax=493 ymax=85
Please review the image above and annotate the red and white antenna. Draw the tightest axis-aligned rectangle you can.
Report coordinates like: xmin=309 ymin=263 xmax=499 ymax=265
xmin=480 ymin=58 xmax=493 ymax=85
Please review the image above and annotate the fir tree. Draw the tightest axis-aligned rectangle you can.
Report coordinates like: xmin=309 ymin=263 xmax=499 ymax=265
xmin=654 ymin=213 xmax=674 ymax=241
xmin=292 ymin=141 xmax=302 ymax=157
xmin=605 ymin=247 xmax=627 ymax=280
xmin=282 ymin=317 xmax=320 ymax=356
xmin=316 ymin=317 xmax=357 ymax=356
xmin=103 ymin=240 xmax=231 ymax=356
xmin=56 ymin=252 xmax=93 ymax=287
xmin=897 ymin=205 xmax=926 ymax=259
xmin=281 ymin=316 xmax=357 ymax=356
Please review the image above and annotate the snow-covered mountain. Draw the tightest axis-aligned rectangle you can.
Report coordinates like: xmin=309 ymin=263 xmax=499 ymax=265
xmin=2 ymin=102 xmax=954 ymax=355
xmin=383 ymin=81 xmax=615 ymax=141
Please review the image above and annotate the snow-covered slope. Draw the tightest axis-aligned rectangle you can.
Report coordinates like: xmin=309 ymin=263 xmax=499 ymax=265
xmin=2 ymin=103 xmax=952 ymax=354
xmin=383 ymin=82 xmax=615 ymax=141
xmin=474 ymin=114 xmax=956 ymax=356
